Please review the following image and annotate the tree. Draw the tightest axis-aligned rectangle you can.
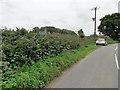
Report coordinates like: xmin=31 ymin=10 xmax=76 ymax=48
xmin=16 ymin=28 xmax=28 ymax=37
xmin=39 ymin=26 xmax=77 ymax=35
xmin=32 ymin=27 xmax=40 ymax=33
xmin=98 ymin=13 xmax=120 ymax=40
xmin=78 ymin=29 xmax=85 ymax=38
xmin=90 ymin=34 xmax=98 ymax=38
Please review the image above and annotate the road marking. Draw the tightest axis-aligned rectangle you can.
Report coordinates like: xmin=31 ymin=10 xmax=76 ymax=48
xmin=115 ymin=47 xmax=118 ymax=50
xmin=115 ymin=54 xmax=119 ymax=70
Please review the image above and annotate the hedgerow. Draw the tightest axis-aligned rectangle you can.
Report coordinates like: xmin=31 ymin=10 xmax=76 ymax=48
xmin=1 ymin=27 xmax=97 ymax=88
xmin=2 ymin=43 xmax=98 ymax=88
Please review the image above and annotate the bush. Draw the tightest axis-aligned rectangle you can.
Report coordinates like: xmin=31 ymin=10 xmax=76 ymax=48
xmin=2 ymin=28 xmax=87 ymax=84
xmin=2 ymin=62 xmax=61 ymax=88
xmin=99 ymin=35 xmax=111 ymax=40
xmin=2 ymin=30 xmax=84 ymax=67
xmin=30 ymin=26 xmax=77 ymax=36
xmin=2 ymin=43 xmax=98 ymax=88
xmin=1 ymin=27 xmax=98 ymax=88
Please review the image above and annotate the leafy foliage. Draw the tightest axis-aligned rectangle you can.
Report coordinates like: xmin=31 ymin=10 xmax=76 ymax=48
xmin=78 ymin=29 xmax=85 ymax=38
xmin=99 ymin=35 xmax=111 ymax=40
xmin=98 ymin=13 xmax=120 ymax=40
xmin=2 ymin=43 xmax=98 ymax=88
xmin=30 ymin=26 xmax=77 ymax=35
xmin=1 ymin=26 xmax=98 ymax=88
xmin=1 ymin=27 xmax=86 ymax=83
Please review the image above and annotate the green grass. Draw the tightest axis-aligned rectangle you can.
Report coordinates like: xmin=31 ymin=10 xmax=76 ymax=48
xmin=2 ymin=42 xmax=99 ymax=88
xmin=108 ymin=40 xmax=120 ymax=44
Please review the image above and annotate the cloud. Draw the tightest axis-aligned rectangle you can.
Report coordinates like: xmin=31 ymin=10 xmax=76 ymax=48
xmin=0 ymin=0 xmax=119 ymax=35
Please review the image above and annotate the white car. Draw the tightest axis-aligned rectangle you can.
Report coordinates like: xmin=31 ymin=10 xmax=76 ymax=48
xmin=96 ymin=38 xmax=107 ymax=46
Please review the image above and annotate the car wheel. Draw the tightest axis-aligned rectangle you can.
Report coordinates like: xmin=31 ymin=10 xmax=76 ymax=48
xmin=103 ymin=44 xmax=106 ymax=46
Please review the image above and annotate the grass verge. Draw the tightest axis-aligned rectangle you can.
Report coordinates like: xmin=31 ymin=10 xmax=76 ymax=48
xmin=2 ymin=43 xmax=99 ymax=88
xmin=108 ymin=40 xmax=120 ymax=44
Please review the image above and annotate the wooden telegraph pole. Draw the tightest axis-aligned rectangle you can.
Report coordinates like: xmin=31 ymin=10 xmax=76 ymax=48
xmin=91 ymin=7 xmax=100 ymax=38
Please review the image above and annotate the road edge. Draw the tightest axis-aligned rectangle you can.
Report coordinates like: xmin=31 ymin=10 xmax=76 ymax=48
xmin=44 ymin=46 xmax=101 ymax=88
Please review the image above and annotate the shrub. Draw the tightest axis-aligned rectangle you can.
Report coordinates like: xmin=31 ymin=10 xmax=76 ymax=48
xmin=1 ymin=27 xmax=97 ymax=88
xmin=2 ymin=43 xmax=98 ymax=88
xmin=99 ymin=35 xmax=111 ymax=40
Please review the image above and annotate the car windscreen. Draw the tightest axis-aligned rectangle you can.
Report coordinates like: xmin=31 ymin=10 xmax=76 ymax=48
xmin=97 ymin=39 xmax=105 ymax=41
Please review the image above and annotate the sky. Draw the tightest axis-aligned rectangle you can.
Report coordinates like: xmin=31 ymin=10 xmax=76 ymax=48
xmin=0 ymin=0 xmax=120 ymax=35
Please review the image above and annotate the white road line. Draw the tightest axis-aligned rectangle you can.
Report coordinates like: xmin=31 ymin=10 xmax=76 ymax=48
xmin=115 ymin=54 xmax=119 ymax=70
xmin=115 ymin=47 xmax=118 ymax=50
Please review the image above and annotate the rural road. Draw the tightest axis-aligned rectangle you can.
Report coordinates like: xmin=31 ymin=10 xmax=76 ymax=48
xmin=45 ymin=44 xmax=119 ymax=88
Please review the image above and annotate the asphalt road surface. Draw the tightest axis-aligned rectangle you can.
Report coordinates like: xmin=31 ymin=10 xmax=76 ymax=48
xmin=49 ymin=44 xmax=119 ymax=88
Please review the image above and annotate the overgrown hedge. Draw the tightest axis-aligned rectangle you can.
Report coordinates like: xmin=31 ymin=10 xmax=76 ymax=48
xmin=31 ymin=26 xmax=77 ymax=35
xmin=1 ymin=27 xmax=97 ymax=88
xmin=2 ymin=29 xmax=84 ymax=68
xmin=2 ymin=43 xmax=98 ymax=88
xmin=1 ymin=28 xmax=88 ymax=83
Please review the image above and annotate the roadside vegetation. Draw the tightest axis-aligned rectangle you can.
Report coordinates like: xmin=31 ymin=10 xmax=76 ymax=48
xmin=98 ymin=35 xmax=120 ymax=44
xmin=98 ymin=13 xmax=120 ymax=41
xmin=1 ymin=22 xmax=119 ymax=88
xmin=2 ymin=42 xmax=99 ymax=88
xmin=1 ymin=27 xmax=99 ymax=88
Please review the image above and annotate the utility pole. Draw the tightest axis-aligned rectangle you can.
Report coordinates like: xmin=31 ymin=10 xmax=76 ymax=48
xmin=91 ymin=7 xmax=100 ymax=38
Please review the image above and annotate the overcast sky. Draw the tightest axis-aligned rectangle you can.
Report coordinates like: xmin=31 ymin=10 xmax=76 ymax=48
xmin=0 ymin=0 xmax=119 ymax=35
